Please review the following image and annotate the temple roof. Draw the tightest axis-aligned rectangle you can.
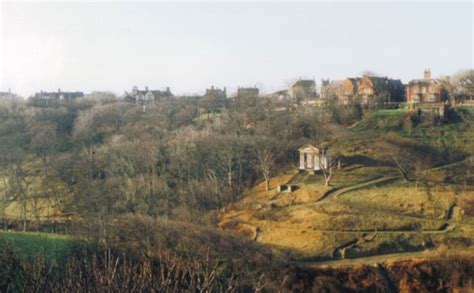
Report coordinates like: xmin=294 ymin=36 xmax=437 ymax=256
xmin=298 ymin=144 xmax=327 ymax=154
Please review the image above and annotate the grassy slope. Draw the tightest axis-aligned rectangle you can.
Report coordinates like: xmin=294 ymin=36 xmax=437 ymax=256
xmin=220 ymin=107 xmax=474 ymax=261
xmin=0 ymin=231 xmax=73 ymax=260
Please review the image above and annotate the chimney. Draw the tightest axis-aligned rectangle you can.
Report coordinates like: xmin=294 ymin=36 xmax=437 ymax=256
xmin=58 ymin=88 xmax=61 ymax=94
xmin=166 ymin=87 xmax=170 ymax=93
xmin=424 ymin=68 xmax=431 ymax=80
xmin=145 ymin=86 xmax=149 ymax=92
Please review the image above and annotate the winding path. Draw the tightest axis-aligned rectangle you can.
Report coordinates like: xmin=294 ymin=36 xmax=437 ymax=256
xmin=293 ymin=248 xmax=474 ymax=269
xmin=294 ymin=159 xmax=469 ymax=267
xmin=316 ymin=175 xmax=401 ymax=203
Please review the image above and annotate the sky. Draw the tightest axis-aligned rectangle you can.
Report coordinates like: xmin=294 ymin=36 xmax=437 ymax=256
xmin=0 ymin=1 xmax=473 ymax=97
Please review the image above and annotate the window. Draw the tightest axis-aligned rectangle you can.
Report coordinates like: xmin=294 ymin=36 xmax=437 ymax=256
xmin=411 ymin=95 xmax=420 ymax=102
xmin=428 ymin=94 xmax=435 ymax=102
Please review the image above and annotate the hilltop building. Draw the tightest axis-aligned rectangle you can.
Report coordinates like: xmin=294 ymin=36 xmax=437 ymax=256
xmin=289 ymin=79 xmax=317 ymax=101
xmin=320 ymin=79 xmax=344 ymax=100
xmin=236 ymin=86 xmax=259 ymax=98
xmin=406 ymin=69 xmax=444 ymax=103
xmin=204 ymin=86 xmax=227 ymax=100
xmin=33 ymin=89 xmax=84 ymax=101
xmin=202 ymin=86 xmax=227 ymax=109
xmin=30 ymin=89 xmax=84 ymax=106
xmin=406 ymin=69 xmax=448 ymax=120
xmin=123 ymin=86 xmax=173 ymax=104
xmin=0 ymin=89 xmax=18 ymax=100
xmin=338 ymin=75 xmax=405 ymax=104
xmin=123 ymin=86 xmax=173 ymax=112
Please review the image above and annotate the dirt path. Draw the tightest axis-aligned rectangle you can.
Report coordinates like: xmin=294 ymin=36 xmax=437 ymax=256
xmin=422 ymin=157 xmax=472 ymax=174
xmin=296 ymin=162 xmax=465 ymax=266
xmin=294 ymin=247 xmax=474 ymax=268
xmin=293 ymin=250 xmax=434 ymax=268
xmin=316 ymin=175 xmax=400 ymax=203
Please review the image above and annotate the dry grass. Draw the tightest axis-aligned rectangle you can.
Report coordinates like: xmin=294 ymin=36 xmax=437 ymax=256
xmin=220 ymin=161 xmax=473 ymax=260
xmin=336 ymin=181 xmax=457 ymax=220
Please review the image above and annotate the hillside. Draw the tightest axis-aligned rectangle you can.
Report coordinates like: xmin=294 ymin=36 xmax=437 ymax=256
xmin=1 ymin=99 xmax=473 ymax=290
xmin=220 ymin=107 xmax=474 ymax=264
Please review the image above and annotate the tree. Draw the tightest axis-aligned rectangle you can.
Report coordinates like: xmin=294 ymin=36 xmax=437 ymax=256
xmin=317 ymin=148 xmax=341 ymax=187
xmin=458 ymin=70 xmax=474 ymax=101
xmin=375 ymin=133 xmax=440 ymax=182
xmin=441 ymin=70 xmax=474 ymax=103
xmin=28 ymin=121 xmax=58 ymax=170
xmin=3 ymin=158 xmax=41 ymax=231
xmin=253 ymin=139 xmax=278 ymax=192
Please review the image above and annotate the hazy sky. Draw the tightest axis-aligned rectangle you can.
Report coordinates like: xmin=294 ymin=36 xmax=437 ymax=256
xmin=1 ymin=1 xmax=472 ymax=97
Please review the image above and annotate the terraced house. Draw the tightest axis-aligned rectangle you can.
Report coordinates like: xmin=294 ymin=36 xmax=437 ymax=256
xmin=30 ymin=89 xmax=84 ymax=106
xmin=236 ymin=86 xmax=259 ymax=98
xmin=406 ymin=69 xmax=444 ymax=103
xmin=338 ymin=75 xmax=405 ymax=105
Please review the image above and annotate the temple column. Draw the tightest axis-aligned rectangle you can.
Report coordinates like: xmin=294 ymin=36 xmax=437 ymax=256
xmin=299 ymin=152 xmax=305 ymax=170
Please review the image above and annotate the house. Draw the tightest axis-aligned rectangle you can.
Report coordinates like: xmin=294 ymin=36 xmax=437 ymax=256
xmin=299 ymin=145 xmax=330 ymax=173
xmin=332 ymin=75 xmax=405 ymax=105
xmin=202 ymin=86 xmax=227 ymax=109
xmin=337 ymin=75 xmax=405 ymax=105
xmin=204 ymin=86 xmax=227 ymax=100
xmin=320 ymin=79 xmax=344 ymax=100
xmin=33 ymin=89 xmax=84 ymax=101
xmin=406 ymin=69 xmax=448 ymax=120
xmin=289 ymin=79 xmax=317 ymax=101
xmin=406 ymin=69 xmax=444 ymax=103
xmin=0 ymin=89 xmax=17 ymax=100
xmin=30 ymin=89 xmax=84 ymax=106
xmin=236 ymin=87 xmax=259 ymax=98
xmin=123 ymin=86 xmax=173 ymax=104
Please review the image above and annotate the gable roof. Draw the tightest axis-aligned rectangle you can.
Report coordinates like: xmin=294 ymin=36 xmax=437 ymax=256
xmin=298 ymin=144 xmax=328 ymax=153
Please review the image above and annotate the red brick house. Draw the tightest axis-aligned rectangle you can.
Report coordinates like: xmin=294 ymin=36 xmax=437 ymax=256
xmin=406 ymin=69 xmax=444 ymax=103
xmin=336 ymin=75 xmax=404 ymax=104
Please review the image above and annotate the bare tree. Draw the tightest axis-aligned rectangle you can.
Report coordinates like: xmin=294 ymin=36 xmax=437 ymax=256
xmin=319 ymin=156 xmax=337 ymax=187
xmin=458 ymin=69 xmax=474 ymax=101
xmin=253 ymin=141 xmax=277 ymax=192
xmin=375 ymin=133 xmax=440 ymax=182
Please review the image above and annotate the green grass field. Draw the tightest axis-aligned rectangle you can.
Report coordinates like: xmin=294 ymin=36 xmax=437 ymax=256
xmin=0 ymin=231 xmax=74 ymax=260
xmin=352 ymin=108 xmax=407 ymax=133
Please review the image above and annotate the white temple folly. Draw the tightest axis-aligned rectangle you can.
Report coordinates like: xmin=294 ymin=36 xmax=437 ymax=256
xmin=298 ymin=145 xmax=330 ymax=173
